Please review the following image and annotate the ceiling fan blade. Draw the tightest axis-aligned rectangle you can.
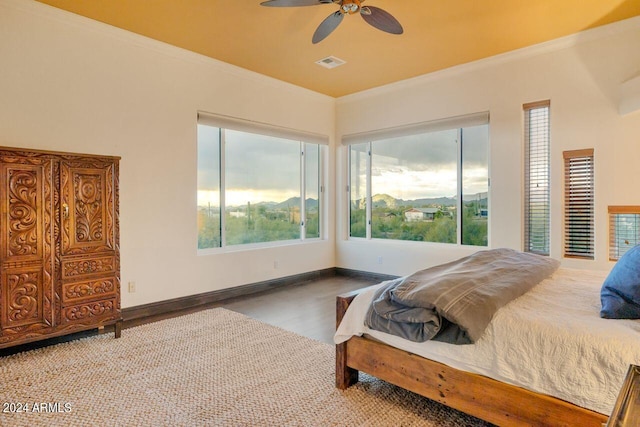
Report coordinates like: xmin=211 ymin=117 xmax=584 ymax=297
xmin=312 ymin=11 xmax=344 ymax=44
xmin=360 ymin=6 xmax=403 ymax=35
xmin=260 ymin=0 xmax=332 ymax=6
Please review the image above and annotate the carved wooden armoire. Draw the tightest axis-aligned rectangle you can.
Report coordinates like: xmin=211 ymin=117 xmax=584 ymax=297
xmin=0 ymin=147 xmax=121 ymax=349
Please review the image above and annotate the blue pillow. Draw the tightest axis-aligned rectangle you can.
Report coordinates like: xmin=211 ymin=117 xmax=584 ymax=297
xmin=601 ymin=244 xmax=640 ymax=319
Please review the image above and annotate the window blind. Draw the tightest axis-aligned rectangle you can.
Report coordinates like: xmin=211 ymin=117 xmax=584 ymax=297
xmin=563 ymin=149 xmax=594 ymax=259
xmin=608 ymin=206 xmax=640 ymax=261
xmin=341 ymin=111 xmax=489 ymax=145
xmin=524 ymin=101 xmax=550 ymax=255
xmin=197 ymin=111 xmax=329 ymax=145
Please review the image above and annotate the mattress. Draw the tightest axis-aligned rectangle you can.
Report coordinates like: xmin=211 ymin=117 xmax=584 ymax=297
xmin=334 ymin=268 xmax=640 ymax=415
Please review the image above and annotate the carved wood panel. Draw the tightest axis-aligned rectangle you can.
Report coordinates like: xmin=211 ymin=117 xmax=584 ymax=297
xmin=62 ymin=277 xmax=116 ymax=304
xmin=0 ymin=157 xmax=54 ymax=339
xmin=61 ymin=255 xmax=115 ymax=280
xmin=1 ymin=268 xmax=43 ymax=328
xmin=1 ymin=164 xmax=44 ymax=261
xmin=61 ymin=298 xmax=117 ymax=325
xmin=60 ymin=161 xmax=115 ymax=256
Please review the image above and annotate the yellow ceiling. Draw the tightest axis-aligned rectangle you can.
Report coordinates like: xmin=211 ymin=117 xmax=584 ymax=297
xmin=35 ymin=0 xmax=640 ymax=97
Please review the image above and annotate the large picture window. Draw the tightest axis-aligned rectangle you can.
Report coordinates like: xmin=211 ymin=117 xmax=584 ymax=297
xmin=197 ymin=114 xmax=325 ymax=251
xmin=346 ymin=114 xmax=489 ymax=246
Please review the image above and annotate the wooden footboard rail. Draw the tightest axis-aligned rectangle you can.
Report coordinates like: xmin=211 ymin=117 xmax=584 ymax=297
xmin=335 ymin=291 xmax=608 ymax=427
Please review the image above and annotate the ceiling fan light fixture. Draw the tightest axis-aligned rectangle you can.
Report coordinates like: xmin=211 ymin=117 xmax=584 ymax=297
xmin=262 ymin=0 xmax=402 ymax=43
xmin=341 ymin=2 xmax=360 ymax=14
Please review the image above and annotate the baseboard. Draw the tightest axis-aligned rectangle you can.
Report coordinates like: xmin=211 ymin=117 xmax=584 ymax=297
xmin=122 ymin=267 xmax=338 ymax=322
xmin=122 ymin=267 xmax=398 ymax=323
xmin=334 ymin=267 xmax=398 ymax=283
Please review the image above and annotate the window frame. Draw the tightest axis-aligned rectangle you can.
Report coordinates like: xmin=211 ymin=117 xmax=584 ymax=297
xmin=563 ymin=148 xmax=595 ymax=259
xmin=523 ymin=100 xmax=551 ymax=256
xmin=197 ymin=113 xmax=327 ymax=253
xmin=345 ymin=116 xmax=489 ymax=246
xmin=347 ymin=142 xmax=371 ymax=240
xmin=608 ymin=205 xmax=640 ymax=261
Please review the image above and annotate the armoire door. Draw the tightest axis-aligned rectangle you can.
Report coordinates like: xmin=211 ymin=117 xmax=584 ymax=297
xmin=59 ymin=159 xmax=119 ymax=326
xmin=0 ymin=156 xmax=55 ymax=344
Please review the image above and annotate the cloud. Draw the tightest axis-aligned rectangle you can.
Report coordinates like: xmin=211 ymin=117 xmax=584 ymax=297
xmin=368 ymin=124 xmax=489 ymax=199
xmin=198 ymin=123 xmax=489 ymax=204
xmin=373 ymin=130 xmax=458 ymax=170
xmin=462 ymin=125 xmax=489 ymax=168
xmin=197 ymin=126 xmax=304 ymax=203
xmin=356 ymin=124 xmax=488 ymax=172
xmin=224 ymin=130 xmax=300 ymax=193
xmin=197 ymin=125 xmax=221 ymax=191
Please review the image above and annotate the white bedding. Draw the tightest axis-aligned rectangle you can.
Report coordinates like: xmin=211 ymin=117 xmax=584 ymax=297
xmin=334 ymin=268 xmax=640 ymax=415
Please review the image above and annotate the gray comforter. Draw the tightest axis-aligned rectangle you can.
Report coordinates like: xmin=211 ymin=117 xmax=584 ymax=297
xmin=365 ymin=248 xmax=560 ymax=344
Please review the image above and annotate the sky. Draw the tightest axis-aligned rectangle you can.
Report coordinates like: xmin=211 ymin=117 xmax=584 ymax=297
xmin=353 ymin=125 xmax=489 ymax=200
xmin=198 ymin=126 xmax=301 ymax=207
xmin=197 ymin=124 xmax=489 ymax=207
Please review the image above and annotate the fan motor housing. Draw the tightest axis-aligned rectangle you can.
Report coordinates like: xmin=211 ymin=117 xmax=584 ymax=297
xmin=340 ymin=0 xmax=362 ymax=14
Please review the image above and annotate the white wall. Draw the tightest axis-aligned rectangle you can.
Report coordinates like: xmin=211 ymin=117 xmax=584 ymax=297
xmin=3 ymin=1 xmax=640 ymax=310
xmin=335 ymin=17 xmax=640 ymax=275
xmin=0 ymin=0 xmax=336 ymax=308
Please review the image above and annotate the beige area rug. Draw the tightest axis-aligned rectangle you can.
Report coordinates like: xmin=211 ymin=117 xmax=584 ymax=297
xmin=0 ymin=308 xmax=492 ymax=427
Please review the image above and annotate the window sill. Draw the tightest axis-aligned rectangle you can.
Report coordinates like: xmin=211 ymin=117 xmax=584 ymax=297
xmin=197 ymin=238 xmax=325 ymax=256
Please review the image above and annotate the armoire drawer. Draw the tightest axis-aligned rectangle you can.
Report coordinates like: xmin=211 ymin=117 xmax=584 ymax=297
xmin=62 ymin=277 xmax=117 ymax=304
xmin=61 ymin=298 xmax=118 ymax=325
xmin=61 ymin=255 xmax=116 ymax=280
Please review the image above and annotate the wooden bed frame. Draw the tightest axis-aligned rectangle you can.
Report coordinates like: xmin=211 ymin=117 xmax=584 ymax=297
xmin=335 ymin=289 xmax=609 ymax=427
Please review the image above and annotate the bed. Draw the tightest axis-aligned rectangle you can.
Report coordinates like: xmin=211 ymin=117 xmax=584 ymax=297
xmin=334 ymin=266 xmax=640 ymax=426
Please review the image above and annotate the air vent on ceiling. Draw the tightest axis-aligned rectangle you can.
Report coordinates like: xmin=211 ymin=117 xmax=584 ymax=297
xmin=315 ymin=56 xmax=346 ymax=69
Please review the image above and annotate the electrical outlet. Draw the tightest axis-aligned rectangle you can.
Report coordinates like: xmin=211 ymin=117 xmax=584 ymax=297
xmin=273 ymin=261 xmax=279 ymax=269
xmin=377 ymin=256 xmax=383 ymax=265
xmin=128 ymin=281 xmax=136 ymax=293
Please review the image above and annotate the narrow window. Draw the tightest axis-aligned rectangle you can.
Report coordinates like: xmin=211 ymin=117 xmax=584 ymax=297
xmin=349 ymin=143 xmax=368 ymax=238
xmin=461 ymin=125 xmax=489 ymax=246
xmin=304 ymin=143 xmax=321 ymax=239
xmin=197 ymin=124 xmax=222 ymax=249
xmin=563 ymin=149 xmax=594 ymax=259
xmin=524 ymin=101 xmax=550 ymax=255
xmin=608 ymin=206 xmax=640 ymax=261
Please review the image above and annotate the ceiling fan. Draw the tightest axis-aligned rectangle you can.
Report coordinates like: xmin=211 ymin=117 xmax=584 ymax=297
xmin=260 ymin=0 xmax=403 ymax=44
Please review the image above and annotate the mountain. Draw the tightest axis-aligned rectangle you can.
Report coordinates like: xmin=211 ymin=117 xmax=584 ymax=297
xmin=354 ymin=193 xmax=486 ymax=209
xmin=401 ymin=196 xmax=457 ymax=207
xmin=369 ymin=194 xmax=457 ymax=208
xmin=372 ymin=194 xmax=398 ymax=208
xmin=226 ymin=192 xmax=485 ymax=211
xmin=226 ymin=197 xmax=319 ymax=210
xmin=274 ymin=197 xmax=318 ymax=210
